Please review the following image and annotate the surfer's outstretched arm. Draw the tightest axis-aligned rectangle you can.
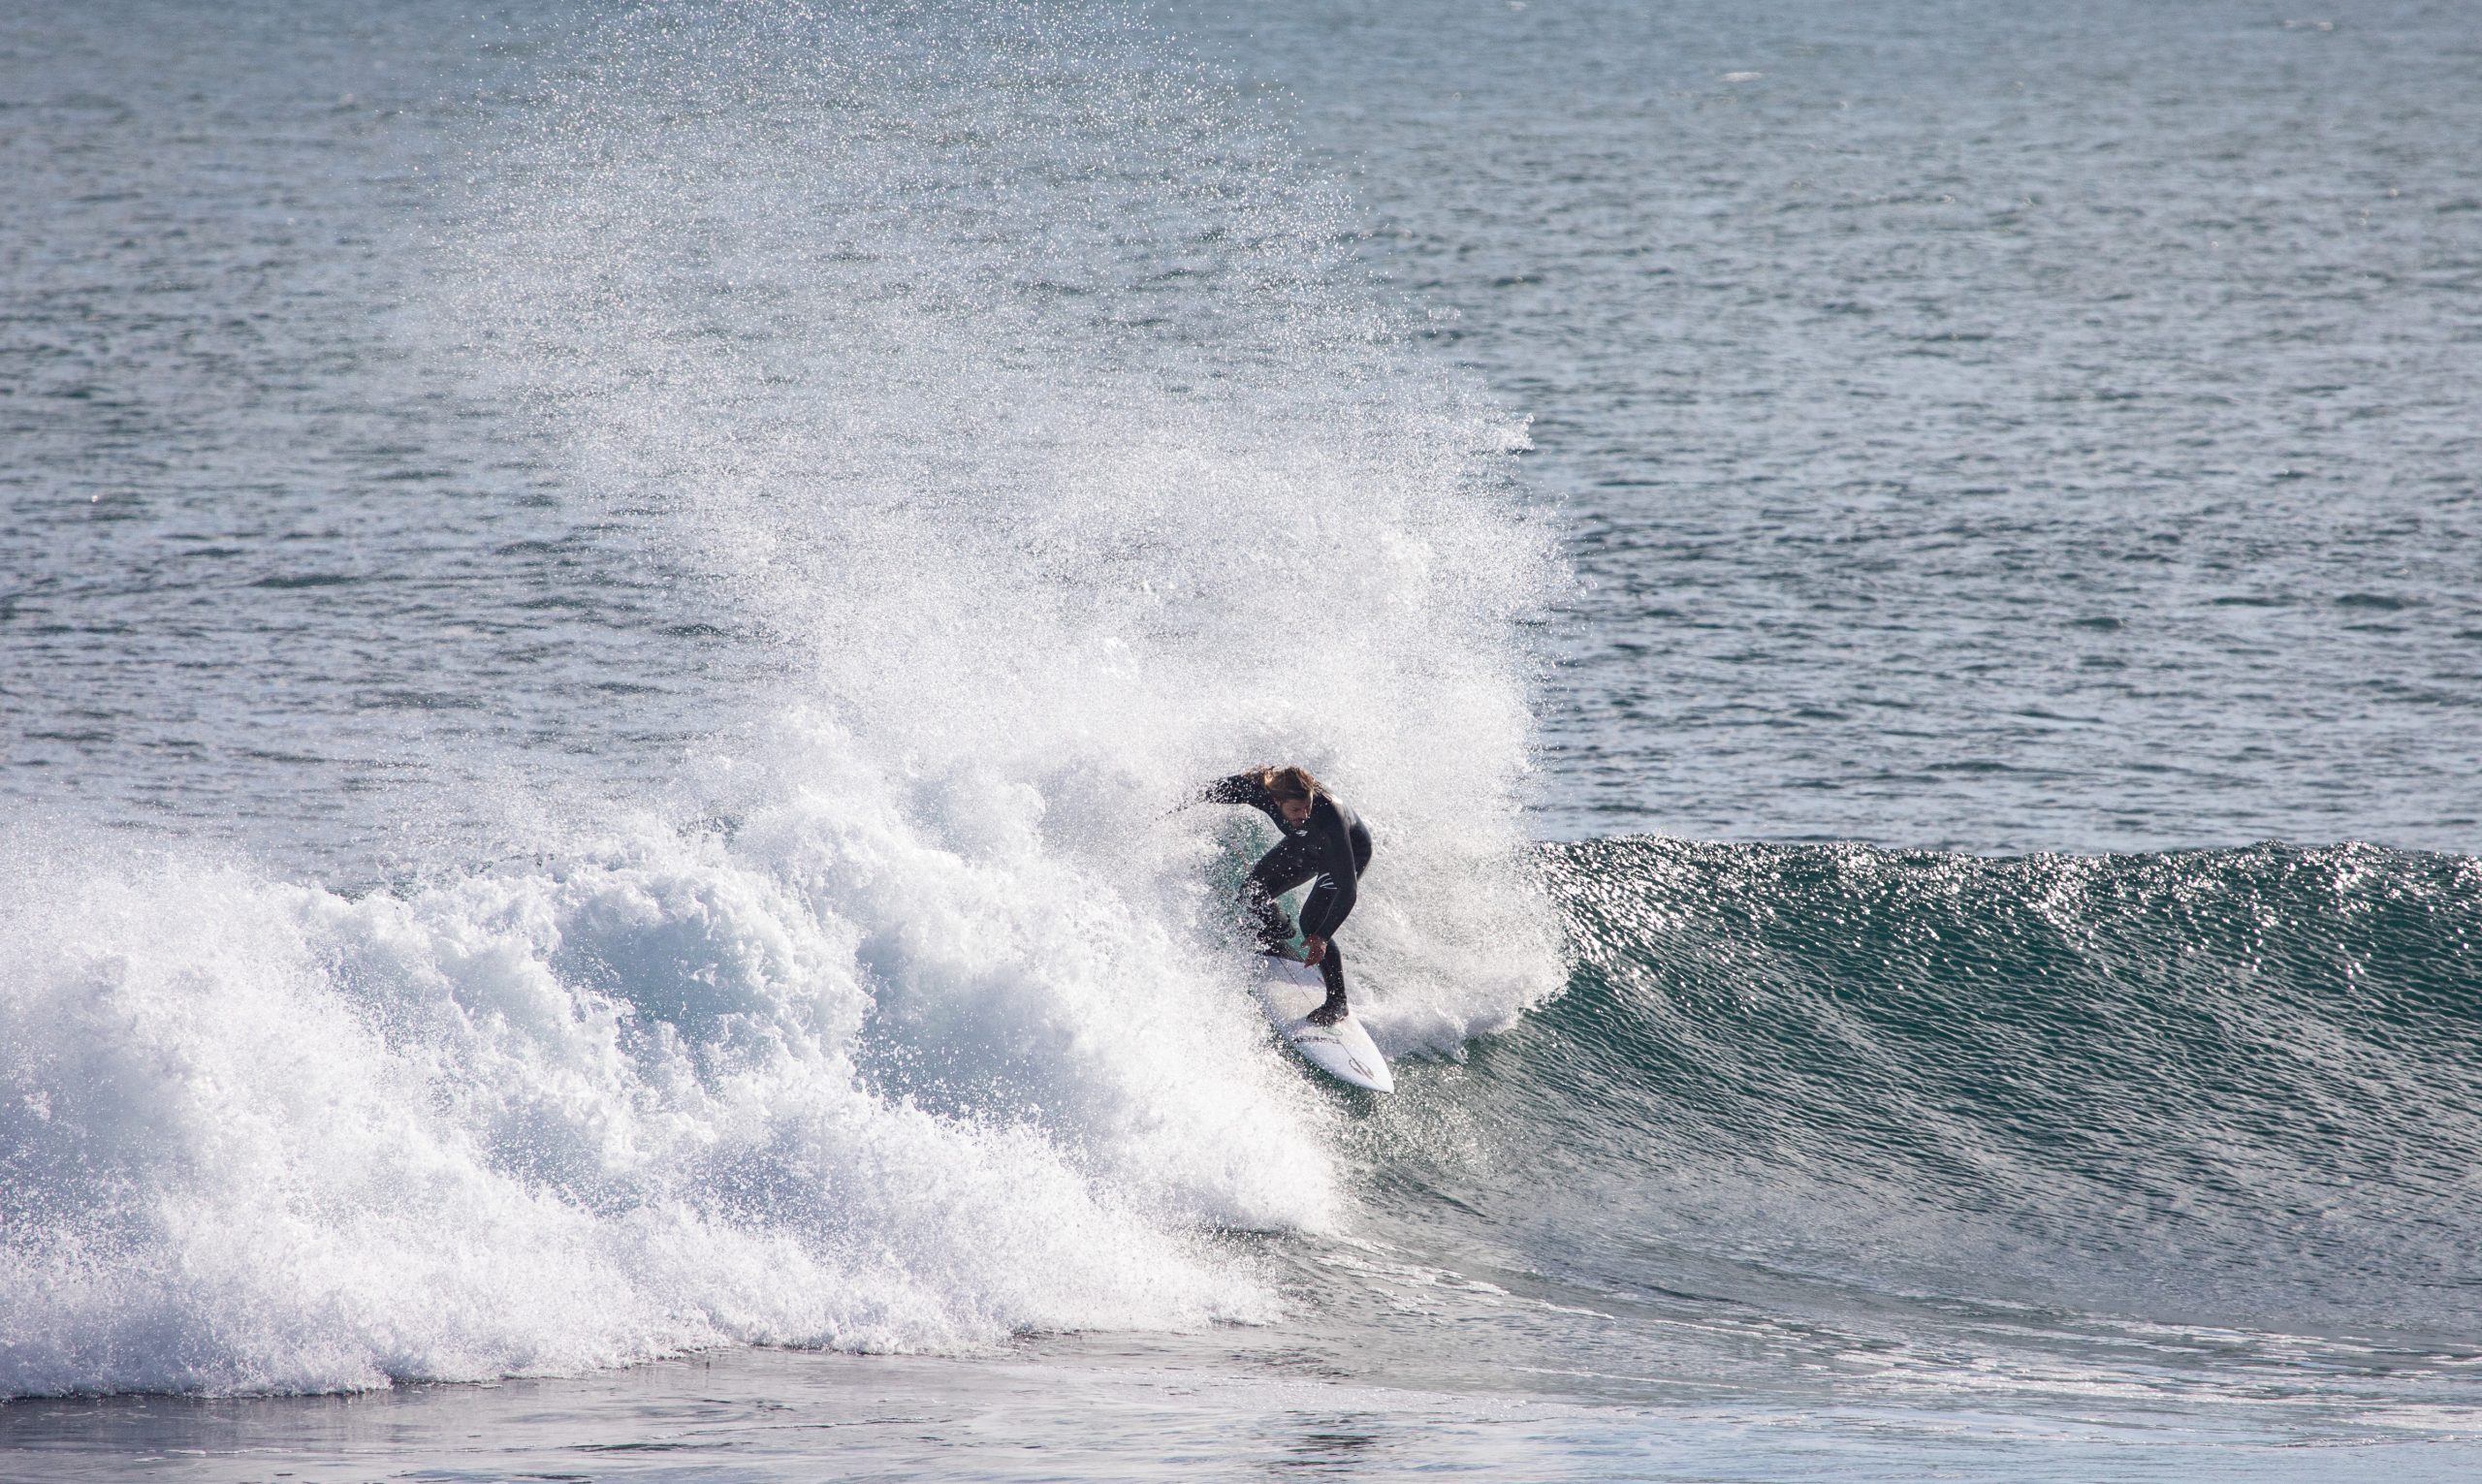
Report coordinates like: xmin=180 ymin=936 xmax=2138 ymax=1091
xmin=1195 ymin=772 xmax=1279 ymax=822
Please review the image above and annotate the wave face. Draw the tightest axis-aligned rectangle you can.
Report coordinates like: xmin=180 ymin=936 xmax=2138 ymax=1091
xmin=0 ymin=1 xmax=1561 ymax=1399
xmin=1508 ymin=838 xmax=2482 ymax=1344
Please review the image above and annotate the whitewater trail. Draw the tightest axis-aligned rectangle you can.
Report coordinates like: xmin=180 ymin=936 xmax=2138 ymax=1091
xmin=0 ymin=0 xmax=1564 ymax=1399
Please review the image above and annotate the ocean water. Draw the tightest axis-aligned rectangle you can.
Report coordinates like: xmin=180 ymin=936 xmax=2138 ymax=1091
xmin=3 ymin=1 xmax=2478 ymax=1480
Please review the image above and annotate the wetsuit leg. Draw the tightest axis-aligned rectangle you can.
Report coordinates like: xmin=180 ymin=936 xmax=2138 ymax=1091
xmin=1296 ymin=852 xmax=1368 ymax=1022
xmin=1241 ymin=837 xmax=1319 ymax=953
xmin=1292 ymin=832 xmax=1372 ymax=943
xmin=1315 ymin=938 xmax=1347 ymax=999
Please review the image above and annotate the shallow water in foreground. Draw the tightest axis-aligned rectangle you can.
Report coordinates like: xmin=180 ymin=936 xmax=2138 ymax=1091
xmin=9 ymin=1341 xmax=2480 ymax=1484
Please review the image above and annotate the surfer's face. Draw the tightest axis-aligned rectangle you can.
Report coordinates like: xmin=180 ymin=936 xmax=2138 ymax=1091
xmin=1278 ymin=796 xmax=1312 ymax=827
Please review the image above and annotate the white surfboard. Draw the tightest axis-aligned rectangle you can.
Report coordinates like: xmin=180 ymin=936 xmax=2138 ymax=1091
xmin=1255 ymin=954 xmax=1393 ymax=1093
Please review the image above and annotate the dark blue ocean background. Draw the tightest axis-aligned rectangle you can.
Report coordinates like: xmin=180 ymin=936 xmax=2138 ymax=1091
xmin=4 ymin=2 xmax=2479 ymax=1479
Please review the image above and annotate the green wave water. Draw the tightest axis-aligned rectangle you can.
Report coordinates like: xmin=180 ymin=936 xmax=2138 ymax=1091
xmin=1231 ymin=839 xmax=2481 ymax=1460
xmin=1384 ymin=838 xmax=2482 ymax=1361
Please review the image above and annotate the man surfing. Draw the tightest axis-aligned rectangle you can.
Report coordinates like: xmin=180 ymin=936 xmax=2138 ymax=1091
xmin=1196 ymin=766 xmax=1373 ymax=1025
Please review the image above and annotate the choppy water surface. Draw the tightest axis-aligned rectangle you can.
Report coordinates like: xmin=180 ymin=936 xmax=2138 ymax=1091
xmin=1205 ymin=0 xmax=2482 ymax=850
xmin=5 ymin=2 xmax=2479 ymax=1480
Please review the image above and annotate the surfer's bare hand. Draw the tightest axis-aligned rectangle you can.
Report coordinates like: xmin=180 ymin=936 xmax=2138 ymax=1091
xmin=1301 ymin=933 xmax=1327 ymax=965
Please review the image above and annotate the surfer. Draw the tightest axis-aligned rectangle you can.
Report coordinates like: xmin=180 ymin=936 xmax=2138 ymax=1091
xmin=1198 ymin=766 xmax=1373 ymax=1025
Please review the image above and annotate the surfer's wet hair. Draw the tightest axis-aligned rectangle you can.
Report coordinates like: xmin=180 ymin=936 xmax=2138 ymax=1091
xmin=1255 ymin=765 xmax=1323 ymax=803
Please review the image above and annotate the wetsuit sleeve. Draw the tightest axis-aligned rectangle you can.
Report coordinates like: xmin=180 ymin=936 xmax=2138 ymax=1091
xmin=1198 ymin=774 xmax=1278 ymax=822
xmin=1298 ymin=806 xmax=1359 ymax=937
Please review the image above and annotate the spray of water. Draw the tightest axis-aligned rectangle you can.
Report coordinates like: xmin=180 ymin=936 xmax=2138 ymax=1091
xmin=0 ymin=0 xmax=1562 ymax=1397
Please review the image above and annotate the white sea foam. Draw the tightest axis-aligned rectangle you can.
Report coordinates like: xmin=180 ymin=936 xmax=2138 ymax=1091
xmin=0 ymin=1 xmax=1561 ymax=1398
xmin=0 ymin=810 xmax=1313 ymax=1397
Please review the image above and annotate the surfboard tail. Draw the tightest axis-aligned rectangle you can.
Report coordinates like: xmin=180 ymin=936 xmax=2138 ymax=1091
xmin=1255 ymin=956 xmax=1393 ymax=1092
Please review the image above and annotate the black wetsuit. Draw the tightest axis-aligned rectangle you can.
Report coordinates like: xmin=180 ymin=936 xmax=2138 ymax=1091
xmin=1202 ymin=774 xmax=1374 ymax=1007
